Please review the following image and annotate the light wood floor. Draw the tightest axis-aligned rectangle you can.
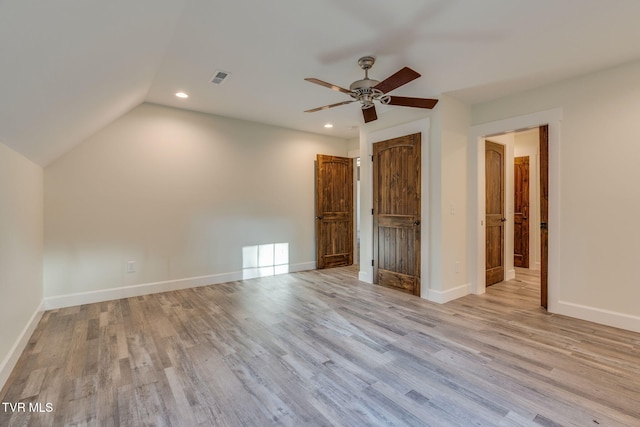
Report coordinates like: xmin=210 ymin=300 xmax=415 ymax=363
xmin=2 ymin=267 xmax=639 ymax=426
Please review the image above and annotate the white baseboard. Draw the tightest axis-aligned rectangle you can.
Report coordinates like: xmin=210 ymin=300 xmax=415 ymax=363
xmin=358 ymin=270 xmax=373 ymax=284
xmin=506 ymin=269 xmax=516 ymax=281
xmin=555 ymin=300 xmax=640 ymax=334
xmin=44 ymin=262 xmax=316 ymax=310
xmin=0 ymin=301 xmax=44 ymax=391
xmin=425 ymin=283 xmax=471 ymax=304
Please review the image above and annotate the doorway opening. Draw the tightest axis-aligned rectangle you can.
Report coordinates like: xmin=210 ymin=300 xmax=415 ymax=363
xmin=471 ymin=108 xmax=560 ymax=310
xmin=483 ymin=128 xmax=543 ymax=301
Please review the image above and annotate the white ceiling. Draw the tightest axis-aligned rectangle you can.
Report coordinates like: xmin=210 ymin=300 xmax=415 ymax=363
xmin=3 ymin=0 xmax=640 ymax=165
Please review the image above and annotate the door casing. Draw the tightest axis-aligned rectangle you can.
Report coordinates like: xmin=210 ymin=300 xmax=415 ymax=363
xmin=469 ymin=108 xmax=562 ymax=310
xmin=358 ymin=118 xmax=430 ymax=291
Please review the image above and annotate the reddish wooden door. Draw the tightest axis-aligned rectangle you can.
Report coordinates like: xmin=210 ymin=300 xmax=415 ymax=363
xmin=373 ymin=133 xmax=421 ymax=296
xmin=540 ymin=125 xmax=549 ymax=308
xmin=486 ymin=140 xmax=505 ymax=286
xmin=514 ymin=156 xmax=530 ymax=268
xmin=315 ymin=155 xmax=353 ymax=269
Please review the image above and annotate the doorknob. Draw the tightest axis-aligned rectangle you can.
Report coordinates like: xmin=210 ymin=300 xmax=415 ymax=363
xmin=500 ymin=218 xmax=506 ymax=222
xmin=413 ymin=220 xmax=421 ymax=226
xmin=316 ymin=216 xmax=324 ymax=220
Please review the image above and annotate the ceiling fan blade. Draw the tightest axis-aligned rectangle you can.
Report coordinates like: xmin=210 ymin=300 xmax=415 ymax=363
xmin=386 ymin=96 xmax=439 ymax=109
xmin=362 ymin=105 xmax=378 ymax=123
xmin=374 ymin=67 xmax=421 ymax=93
xmin=304 ymin=100 xmax=354 ymax=113
xmin=304 ymin=78 xmax=352 ymax=95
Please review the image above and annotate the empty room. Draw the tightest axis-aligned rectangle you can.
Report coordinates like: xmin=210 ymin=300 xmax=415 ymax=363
xmin=1 ymin=1 xmax=640 ymax=426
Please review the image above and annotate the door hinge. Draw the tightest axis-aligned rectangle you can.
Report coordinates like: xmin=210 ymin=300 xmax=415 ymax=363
xmin=371 ymin=208 xmax=374 ymax=215
xmin=371 ymin=259 xmax=374 ymax=266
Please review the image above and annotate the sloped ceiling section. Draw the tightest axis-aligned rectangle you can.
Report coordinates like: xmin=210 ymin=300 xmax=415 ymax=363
xmin=3 ymin=0 xmax=640 ymax=165
xmin=0 ymin=0 xmax=187 ymax=165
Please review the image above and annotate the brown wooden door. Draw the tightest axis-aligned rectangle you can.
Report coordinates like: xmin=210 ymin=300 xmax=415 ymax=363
xmin=539 ymin=125 xmax=549 ymax=308
xmin=373 ymin=133 xmax=421 ymax=296
xmin=514 ymin=156 xmax=530 ymax=268
xmin=485 ymin=140 xmax=505 ymax=286
xmin=315 ymin=154 xmax=353 ymax=269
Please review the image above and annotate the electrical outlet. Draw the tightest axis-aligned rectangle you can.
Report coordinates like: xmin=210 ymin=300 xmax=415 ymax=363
xmin=127 ymin=261 xmax=136 ymax=273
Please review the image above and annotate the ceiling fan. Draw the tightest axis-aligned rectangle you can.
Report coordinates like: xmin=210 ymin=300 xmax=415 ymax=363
xmin=304 ymin=56 xmax=438 ymax=123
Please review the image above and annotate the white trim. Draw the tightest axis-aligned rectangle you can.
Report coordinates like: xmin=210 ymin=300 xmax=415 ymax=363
xmin=426 ymin=283 xmax=470 ymax=304
xmin=556 ymin=301 xmax=640 ymax=334
xmin=44 ymin=261 xmax=316 ymax=310
xmin=358 ymin=270 xmax=372 ymax=283
xmin=506 ymin=269 xmax=516 ymax=281
xmin=0 ymin=302 xmax=44 ymax=390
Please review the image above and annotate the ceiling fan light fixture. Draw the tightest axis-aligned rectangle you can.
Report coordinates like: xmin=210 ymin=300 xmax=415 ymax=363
xmin=304 ymin=56 xmax=438 ymax=123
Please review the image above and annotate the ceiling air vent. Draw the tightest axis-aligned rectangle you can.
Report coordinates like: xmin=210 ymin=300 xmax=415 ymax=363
xmin=211 ymin=70 xmax=230 ymax=85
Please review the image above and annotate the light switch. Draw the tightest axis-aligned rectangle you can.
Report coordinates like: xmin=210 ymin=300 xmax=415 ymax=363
xmin=127 ymin=261 xmax=136 ymax=273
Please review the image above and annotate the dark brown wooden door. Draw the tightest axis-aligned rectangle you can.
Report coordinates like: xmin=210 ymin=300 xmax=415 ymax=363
xmin=514 ymin=156 xmax=530 ymax=268
xmin=539 ymin=125 xmax=549 ymax=308
xmin=315 ymin=154 xmax=353 ymax=269
xmin=486 ymin=140 xmax=505 ymax=286
xmin=373 ymin=133 xmax=421 ymax=295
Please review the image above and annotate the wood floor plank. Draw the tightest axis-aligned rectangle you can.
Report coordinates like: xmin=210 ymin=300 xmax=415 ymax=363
xmin=2 ymin=267 xmax=640 ymax=426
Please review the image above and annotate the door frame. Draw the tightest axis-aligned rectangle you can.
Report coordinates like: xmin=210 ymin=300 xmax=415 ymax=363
xmin=469 ymin=108 xmax=562 ymax=311
xmin=358 ymin=117 xmax=431 ymax=297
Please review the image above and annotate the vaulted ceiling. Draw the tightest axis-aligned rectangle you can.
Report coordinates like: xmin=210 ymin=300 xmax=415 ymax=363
xmin=3 ymin=0 xmax=640 ymax=165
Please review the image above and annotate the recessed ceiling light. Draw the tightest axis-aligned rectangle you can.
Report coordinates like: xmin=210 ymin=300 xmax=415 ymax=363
xmin=324 ymin=123 xmax=333 ymax=128
xmin=175 ymin=92 xmax=189 ymax=99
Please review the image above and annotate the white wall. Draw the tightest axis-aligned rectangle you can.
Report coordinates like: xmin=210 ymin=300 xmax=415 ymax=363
xmin=0 ymin=143 xmax=43 ymax=387
xmin=439 ymin=96 xmax=471 ymax=299
xmin=44 ymin=103 xmax=348 ymax=305
xmin=470 ymin=59 xmax=640 ymax=332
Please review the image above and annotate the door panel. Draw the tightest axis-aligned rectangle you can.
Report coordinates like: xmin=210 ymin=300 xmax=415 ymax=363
xmin=485 ymin=141 xmax=505 ymax=286
xmin=315 ymin=155 xmax=353 ymax=269
xmin=540 ymin=125 xmax=549 ymax=308
xmin=373 ymin=133 xmax=421 ymax=296
xmin=514 ymin=156 xmax=530 ymax=268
